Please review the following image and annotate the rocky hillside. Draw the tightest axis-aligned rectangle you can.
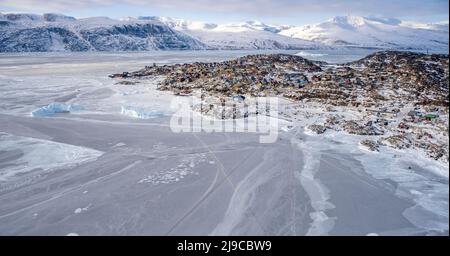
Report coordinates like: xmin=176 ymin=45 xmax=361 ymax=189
xmin=111 ymin=51 xmax=448 ymax=107
xmin=349 ymin=51 xmax=449 ymax=105
xmin=110 ymin=51 xmax=449 ymax=163
xmin=0 ymin=13 xmax=206 ymax=52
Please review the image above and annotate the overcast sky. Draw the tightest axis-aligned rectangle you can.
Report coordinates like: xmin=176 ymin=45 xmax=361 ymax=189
xmin=0 ymin=0 xmax=448 ymax=25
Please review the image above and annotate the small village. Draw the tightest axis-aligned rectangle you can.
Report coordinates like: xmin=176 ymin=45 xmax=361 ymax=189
xmin=110 ymin=51 xmax=449 ymax=163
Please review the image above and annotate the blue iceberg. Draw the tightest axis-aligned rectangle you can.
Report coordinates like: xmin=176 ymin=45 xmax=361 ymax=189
xmin=31 ymin=103 xmax=83 ymax=117
xmin=121 ymin=106 xmax=164 ymax=119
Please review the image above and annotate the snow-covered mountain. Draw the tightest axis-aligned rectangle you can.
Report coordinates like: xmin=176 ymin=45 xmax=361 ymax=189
xmin=132 ymin=16 xmax=318 ymax=50
xmin=0 ymin=13 xmax=448 ymax=52
xmin=0 ymin=13 xmax=319 ymax=52
xmin=138 ymin=16 xmax=449 ymax=52
xmin=279 ymin=16 xmax=449 ymax=51
xmin=0 ymin=13 xmax=207 ymax=52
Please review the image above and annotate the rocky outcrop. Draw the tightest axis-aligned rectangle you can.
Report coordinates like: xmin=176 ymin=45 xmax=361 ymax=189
xmin=379 ymin=135 xmax=412 ymax=149
xmin=306 ymin=124 xmax=327 ymax=134
xmin=359 ymin=139 xmax=380 ymax=152
xmin=343 ymin=121 xmax=384 ymax=136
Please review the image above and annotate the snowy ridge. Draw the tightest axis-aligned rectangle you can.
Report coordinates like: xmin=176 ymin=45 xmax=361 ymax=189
xmin=0 ymin=13 xmax=448 ymax=52
xmin=279 ymin=16 xmax=449 ymax=51
xmin=149 ymin=16 xmax=320 ymax=50
xmin=104 ymin=16 xmax=321 ymax=50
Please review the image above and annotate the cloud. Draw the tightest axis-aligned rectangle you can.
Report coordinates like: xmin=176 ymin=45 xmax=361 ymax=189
xmin=0 ymin=0 xmax=448 ymax=18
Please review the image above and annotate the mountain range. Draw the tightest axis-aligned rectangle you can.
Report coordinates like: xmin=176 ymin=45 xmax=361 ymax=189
xmin=0 ymin=12 xmax=448 ymax=52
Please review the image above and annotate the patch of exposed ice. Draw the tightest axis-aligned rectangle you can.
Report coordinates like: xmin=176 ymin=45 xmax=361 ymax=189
xmin=293 ymin=134 xmax=336 ymax=235
xmin=321 ymin=130 xmax=449 ymax=233
xmin=0 ymin=132 xmax=103 ymax=182
xmin=369 ymin=156 xmax=449 ymax=232
xmin=66 ymin=233 xmax=79 ymax=236
xmin=31 ymin=102 xmax=83 ymax=117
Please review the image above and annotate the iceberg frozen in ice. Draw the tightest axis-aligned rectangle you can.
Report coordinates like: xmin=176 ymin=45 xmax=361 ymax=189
xmin=120 ymin=106 xmax=165 ymax=119
xmin=31 ymin=102 xmax=83 ymax=117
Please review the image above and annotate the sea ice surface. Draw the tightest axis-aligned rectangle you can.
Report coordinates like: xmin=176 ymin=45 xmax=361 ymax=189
xmin=0 ymin=132 xmax=103 ymax=182
xmin=0 ymin=51 xmax=447 ymax=236
xmin=321 ymin=130 xmax=449 ymax=233
xmin=138 ymin=154 xmax=206 ymax=185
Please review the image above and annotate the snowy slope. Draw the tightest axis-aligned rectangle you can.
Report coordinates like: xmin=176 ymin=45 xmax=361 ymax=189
xmin=0 ymin=13 xmax=448 ymax=52
xmin=0 ymin=13 xmax=207 ymax=52
xmin=137 ymin=16 xmax=319 ymax=50
xmin=279 ymin=16 xmax=449 ymax=51
xmin=181 ymin=27 xmax=320 ymax=50
xmin=400 ymin=20 xmax=449 ymax=32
